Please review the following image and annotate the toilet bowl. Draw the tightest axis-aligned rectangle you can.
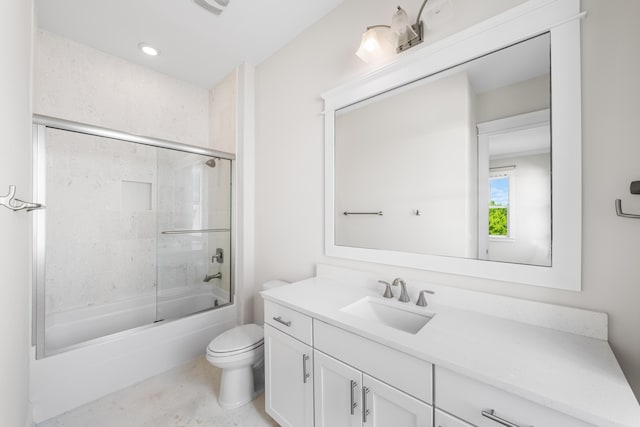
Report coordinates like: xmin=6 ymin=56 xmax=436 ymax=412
xmin=206 ymin=279 xmax=289 ymax=409
xmin=206 ymin=323 xmax=264 ymax=409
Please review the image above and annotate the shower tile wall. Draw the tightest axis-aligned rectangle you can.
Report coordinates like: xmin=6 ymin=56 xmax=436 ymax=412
xmin=34 ymin=30 xmax=210 ymax=148
xmin=45 ymin=129 xmax=158 ymax=315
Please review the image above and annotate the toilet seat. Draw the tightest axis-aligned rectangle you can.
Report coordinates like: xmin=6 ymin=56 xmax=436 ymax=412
xmin=207 ymin=324 xmax=264 ymax=357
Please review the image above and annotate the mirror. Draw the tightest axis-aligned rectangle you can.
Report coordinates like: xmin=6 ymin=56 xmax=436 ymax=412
xmin=323 ymin=0 xmax=582 ymax=290
xmin=334 ymin=34 xmax=551 ymax=267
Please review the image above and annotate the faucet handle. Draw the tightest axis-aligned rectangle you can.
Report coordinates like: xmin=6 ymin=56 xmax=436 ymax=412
xmin=416 ymin=289 xmax=435 ymax=307
xmin=378 ymin=280 xmax=394 ymax=298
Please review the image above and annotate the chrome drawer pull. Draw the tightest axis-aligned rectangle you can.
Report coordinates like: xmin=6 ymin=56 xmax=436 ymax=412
xmin=362 ymin=386 xmax=370 ymax=423
xmin=350 ymin=380 xmax=358 ymax=415
xmin=302 ymin=354 xmax=310 ymax=383
xmin=481 ymin=409 xmax=532 ymax=427
xmin=273 ymin=316 xmax=291 ymax=327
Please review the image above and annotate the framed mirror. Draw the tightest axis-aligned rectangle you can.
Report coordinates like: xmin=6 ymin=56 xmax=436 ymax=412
xmin=323 ymin=0 xmax=582 ymax=290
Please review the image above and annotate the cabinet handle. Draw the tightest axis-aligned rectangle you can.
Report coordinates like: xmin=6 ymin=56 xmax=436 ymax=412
xmin=481 ymin=409 xmax=531 ymax=427
xmin=302 ymin=354 xmax=310 ymax=383
xmin=273 ymin=316 xmax=291 ymax=327
xmin=350 ymin=380 xmax=358 ymax=415
xmin=362 ymin=386 xmax=370 ymax=423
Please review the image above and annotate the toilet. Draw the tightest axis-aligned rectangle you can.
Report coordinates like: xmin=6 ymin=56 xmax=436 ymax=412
xmin=206 ymin=280 xmax=288 ymax=409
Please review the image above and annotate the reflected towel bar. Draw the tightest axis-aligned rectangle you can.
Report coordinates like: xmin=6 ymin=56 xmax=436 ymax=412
xmin=161 ymin=228 xmax=230 ymax=234
xmin=615 ymin=180 xmax=640 ymax=218
xmin=615 ymin=199 xmax=640 ymax=219
xmin=343 ymin=211 xmax=383 ymax=216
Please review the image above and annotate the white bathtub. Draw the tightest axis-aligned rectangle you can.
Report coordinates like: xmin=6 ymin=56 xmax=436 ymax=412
xmin=31 ymin=288 xmax=237 ymax=423
xmin=45 ymin=285 xmax=230 ymax=353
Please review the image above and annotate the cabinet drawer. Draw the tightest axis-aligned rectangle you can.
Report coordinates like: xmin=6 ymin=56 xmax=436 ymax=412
xmin=265 ymin=300 xmax=313 ymax=345
xmin=435 ymin=367 xmax=594 ymax=427
xmin=435 ymin=410 xmax=473 ymax=427
xmin=314 ymin=319 xmax=432 ymax=403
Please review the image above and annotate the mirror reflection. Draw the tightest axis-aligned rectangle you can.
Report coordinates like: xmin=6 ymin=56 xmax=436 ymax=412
xmin=334 ymin=33 xmax=551 ymax=267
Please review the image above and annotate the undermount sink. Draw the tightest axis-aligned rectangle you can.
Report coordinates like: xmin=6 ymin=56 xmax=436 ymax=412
xmin=340 ymin=297 xmax=434 ymax=334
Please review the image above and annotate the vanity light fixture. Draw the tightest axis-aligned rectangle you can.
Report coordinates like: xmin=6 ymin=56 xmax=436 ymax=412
xmin=356 ymin=0 xmax=432 ymax=63
xmin=138 ymin=43 xmax=159 ymax=57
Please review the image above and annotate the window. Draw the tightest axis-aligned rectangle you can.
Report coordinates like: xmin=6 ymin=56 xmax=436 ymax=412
xmin=489 ymin=173 xmax=510 ymax=237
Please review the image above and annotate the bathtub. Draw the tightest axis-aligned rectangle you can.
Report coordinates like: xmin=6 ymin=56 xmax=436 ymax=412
xmin=45 ymin=284 xmax=230 ymax=353
xmin=30 ymin=287 xmax=237 ymax=423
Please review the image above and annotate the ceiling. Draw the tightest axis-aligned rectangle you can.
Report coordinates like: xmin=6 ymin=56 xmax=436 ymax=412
xmin=36 ymin=0 xmax=346 ymax=89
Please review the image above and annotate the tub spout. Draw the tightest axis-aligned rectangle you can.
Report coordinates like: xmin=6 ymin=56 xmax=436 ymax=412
xmin=204 ymin=272 xmax=222 ymax=282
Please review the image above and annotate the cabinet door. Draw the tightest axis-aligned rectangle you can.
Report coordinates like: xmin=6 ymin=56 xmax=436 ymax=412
xmin=314 ymin=350 xmax=362 ymax=427
xmin=264 ymin=324 xmax=313 ymax=427
xmin=363 ymin=374 xmax=433 ymax=427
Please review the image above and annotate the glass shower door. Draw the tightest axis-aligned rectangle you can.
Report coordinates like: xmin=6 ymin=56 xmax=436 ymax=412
xmin=41 ymin=128 xmax=160 ymax=354
xmin=156 ymin=150 xmax=232 ymax=321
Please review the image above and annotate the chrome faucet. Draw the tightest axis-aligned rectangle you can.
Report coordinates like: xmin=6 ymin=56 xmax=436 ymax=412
xmin=392 ymin=278 xmax=410 ymax=303
xmin=378 ymin=280 xmax=394 ymax=298
xmin=416 ymin=289 xmax=435 ymax=307
xmin=204 ymin=272 xmax=222 ymax=282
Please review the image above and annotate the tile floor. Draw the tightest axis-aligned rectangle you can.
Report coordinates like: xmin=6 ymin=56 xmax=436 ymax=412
xmin=37 ymin=356 xmax=279 ymax=427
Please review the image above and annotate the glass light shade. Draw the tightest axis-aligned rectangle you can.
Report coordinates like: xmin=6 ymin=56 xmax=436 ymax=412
xmin=355 ymin=27 xmax=395 ymax=64
xmin=391 ymin=7 xmax=418 ymax=45
xmin=391 ymin=7 xmax=410 ymax=34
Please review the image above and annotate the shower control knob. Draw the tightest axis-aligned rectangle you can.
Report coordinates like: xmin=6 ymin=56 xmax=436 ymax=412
xmin=212 ymin=248 xmax=224 ymax=263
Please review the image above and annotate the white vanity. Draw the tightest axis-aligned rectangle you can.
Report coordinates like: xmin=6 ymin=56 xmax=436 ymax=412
xmin=262 ymin=265 xmax=640 ymax=427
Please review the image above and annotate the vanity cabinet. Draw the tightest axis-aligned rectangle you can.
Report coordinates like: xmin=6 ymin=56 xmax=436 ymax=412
xmin=314 ymin=350 xmax=433 ymax=427
xmin=435 ymin=367 xmax=594 ymax=427
xmin=264 ymin=299 xmax=603 ymax=427
xmin=264 ymin=323 xmax=314 ymax=427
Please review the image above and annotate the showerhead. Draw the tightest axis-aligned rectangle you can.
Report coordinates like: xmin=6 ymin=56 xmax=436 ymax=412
xmin=205 ymin=158 xmax=217 ymax=168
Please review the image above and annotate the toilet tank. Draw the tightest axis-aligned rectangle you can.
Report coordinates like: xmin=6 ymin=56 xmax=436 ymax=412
xmin=253 ymin=280 xmax=288 ymax=325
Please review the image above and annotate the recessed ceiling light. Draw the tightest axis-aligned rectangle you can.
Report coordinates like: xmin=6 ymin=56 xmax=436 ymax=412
xmin=138 ymin=43 xmax=159 ymax=56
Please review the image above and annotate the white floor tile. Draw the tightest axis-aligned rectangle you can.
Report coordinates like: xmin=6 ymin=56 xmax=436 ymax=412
xmin=37 ymin=356 xmax=278 ymax=427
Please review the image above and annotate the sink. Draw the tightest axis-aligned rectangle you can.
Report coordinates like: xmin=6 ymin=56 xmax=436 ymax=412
xmin=340 ymin=297 xmax=434 ymax=334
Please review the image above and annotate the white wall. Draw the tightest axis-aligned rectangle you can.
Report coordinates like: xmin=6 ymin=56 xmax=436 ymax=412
xmin=476 ymin=74 xmax=550 ymax=123
xmin=210 ymin=69 xmax=238 ymax=153
xmin=254 ymin=0 xmax=640 ymax=399
xmin=334 ymin=71 xmax=476 ymax=257
xmin=0 ymin=0 xmax=33 ymax=425
xmin=35 ymin=30 xmax=210 ymax=148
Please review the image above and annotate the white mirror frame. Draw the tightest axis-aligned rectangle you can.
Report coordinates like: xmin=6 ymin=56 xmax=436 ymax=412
xmin=323 ymin=0 xmax=583 ymax=291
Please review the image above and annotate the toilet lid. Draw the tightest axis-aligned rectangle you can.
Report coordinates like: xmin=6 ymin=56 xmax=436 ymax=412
xmin=208 ymin=324 xmax=264 ymax=354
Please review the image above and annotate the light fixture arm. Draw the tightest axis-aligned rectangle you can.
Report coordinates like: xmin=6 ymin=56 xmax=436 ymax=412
xmin=416 ymin=0 xmax=429 ymax=27
xmin=395 ymin=0 xmax=429 ymax=53
xmin=366 ymin=24 xmax=391 ymax=31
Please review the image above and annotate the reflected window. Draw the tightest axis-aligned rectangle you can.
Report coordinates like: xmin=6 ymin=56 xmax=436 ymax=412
xmin=489 ymin=174 xmax=511 ymax=237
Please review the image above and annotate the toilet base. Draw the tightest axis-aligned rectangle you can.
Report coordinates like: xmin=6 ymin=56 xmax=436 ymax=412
xmin=218 ymin=365 xmax=259 ymax=409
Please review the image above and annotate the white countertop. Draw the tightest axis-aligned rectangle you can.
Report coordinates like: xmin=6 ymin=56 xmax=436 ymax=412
xmin=262 ymin=276 xmax=640 ymax=427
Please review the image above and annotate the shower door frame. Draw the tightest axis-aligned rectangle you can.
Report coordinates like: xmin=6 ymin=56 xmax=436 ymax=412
xmin=32 ymin=114 xmax=236 ymax=359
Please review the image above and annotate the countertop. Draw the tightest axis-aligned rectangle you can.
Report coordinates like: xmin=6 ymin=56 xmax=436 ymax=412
xmin=262 ymin=276 xmax=640 ymax=427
